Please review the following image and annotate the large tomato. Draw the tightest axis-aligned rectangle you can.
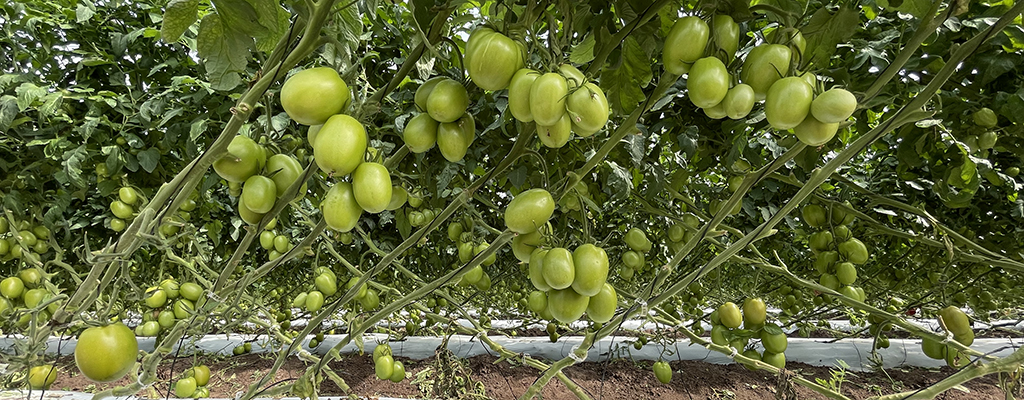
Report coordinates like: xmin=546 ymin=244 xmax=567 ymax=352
xmin=571 ymin=244 xmax=609 ymax=296
xmin=280 ymin=67 xmax=351 ymax=126
xmin=414 ymin=77 xmax=445 ymax=111
xmin=237 ymin=196 xmax=265 ymax=225
xmin=1 ymin=276 xmax=25 ymax=299
xmin=688 ymin=57 xmax=729 ymax=109
xmin=241 ymin=175 xmax=277 ymax=214
xmin=921 ymin=337 xmax=946 ymax=359
xmin=314 ymin=115 xmax=367 ymax=176
xmin=973 ymin=107 xmax=998 ymax=128
xmin=466 ymin=28 xmax=524 ymax=91
xmin=566 ymin=83 xmax=609 ymax=137
xmin=537 ymin=113 xmax=571 ymax=148
xmin=74 ymin=323 xmax=138 ymax=382
xmin=792 ymin=114 xmax=839 ymax=146
xmin=663 ymin=16 xmax=709 ymax=74
xmin=723 ymin=84 xmax=755 ymax=120
xmin=742 ymin=298 xmax=767 ymax=327
xmin=810 ymin=88 xmax=857 ymax=123
xmin=652 ymin=361 xmax=672 ymax=384
xmin=740 ymin=44 xmax=792 ymax=100
xmin=760 ymin=326 xmax=788 ymax=353
xmin=939 ymin=306 xmax=971 ymax=336
xmin=528 ymin=248 xmax=552 ymax=291
xmin=559 ymin=64 xmax=587 ymax=90
xmin=529 ymin=73 xmax=569 ymax=126
xmin=586 ymin=283 xmax=617 ymax=323
xmin=267 ymin=154 xmax=305 ymax=198
xmin=511 ymin=230 xmax=542 ymax=262
xmin=764 ymin=77 xmax=813 ymax=130
xmin=403 ymin=113 xmax=438 ymax=153
xmin=717 ymin=302 xmax=742 ymax=329
xmin=436 ymin=113 xmax=475 ymax=162
xmin=508 ymin=68 xmax=539 ymax=122
xmin=542 ymin=248 xmax=575 ymax=290
xmin=322 ymin=182 xmax=363 ymax=232
xmin=712 ymin=15 xmax=739 ymax=60
xmin=352 ymin=162 xmax=393 ymax=213
xmin=504 ymin=189 xmax=555 ymax=234
xmin=761 ymin=351 xmax=786 ymax=369
xmin=548 ymin=288 xmax=589 ymax=323
xmin=426 ymin=78 xmax=469 ymax=123
xmin=837 ymin=238 xmax=869 ymax=264
xmin=213 ymin=135 xmax=264 ymax=183
xmin=28 ymin=365 xmax=58 ymax=389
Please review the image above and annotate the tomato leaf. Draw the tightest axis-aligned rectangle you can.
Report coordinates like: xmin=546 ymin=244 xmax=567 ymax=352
xmin=196 ymin=14 xmax=252 ymax=91
xmin=161 ymin=0 xmax=199 ymax=42
xmin=600 ymin=37 xmax=652 ymax=115
xmin=137 ymin=148 xmax=161 ymax=173
xmin=606 ymin=161 xmax=634 ymax=200
xmin=570 ymin=34 xmax=596 ymax=65
xmin=801 ymin=6 xmax=859 ymax=68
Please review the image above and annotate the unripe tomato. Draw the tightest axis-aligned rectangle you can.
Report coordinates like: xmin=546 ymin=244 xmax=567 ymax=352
xmin=529 ymin=249 xmax=552 ymax=291
xmin=414 ymin=77 xmax=445 ymax=111
xmin=808 ymin=231 xmax=834 ymax=252
xmin=237 ymin=197 xmax=265 ymax=225
xmin=802 ymin=204 xmax=828 ymax=227
xmin=710 ymin=324 xmax=728 ymax=345
xmin=760 ymin=325 xmax=788 ymax=354
xmin=742 ymin=298 xmax=767 ymax=327
xmin=359 ymin=288 xmax=380 ymax=309
xmin=765 ymin=77 xmax=813 ymax=130
xmin=548 ymin=288 xmax=589 ymax=323
xmin=810 ymin=88 xmax=857 ymax=124
xmin=118 ymin=187 xmax=139 ymax=206
xmin=267 ymin=154 xmax=305 ymax=198
xmin=386 ymin=186 xmax=407 ymax=211
xmin=213 ymin=135 xmax=264 ymax=183
xmin=322 ymin=182 xmax=362 ymax=232
xmin=559 ymin=64 xmax=587 ymax=90
xmin=389 ymin=361 xmax=406 ymax=382
xmin=346 ymin=277 xmax=368 ymax=300
xmin=741 ymin=349 xmax=761 ymax=370
xmin=110 ymin=200 xmax=134 ymax=220
xmin=622 ymin=250 xmax=644 ymax=269
xmin=259 ymin=230 xmax=276 ymax=250
xmin=530 ymin=73 xmax=569 ymax=126
xmin=712 ymin=15 xmax=739 ymax=59
xmin=305 ymin=290 xmax=325 ymax=312
xmin=769 ymin=28 xmax=806 ymax=61
xmin=180 ymin=282 xmax=203 ymax=302
xmin=375 ymin=355 xmax=395 ymax=380
xmin=466 ymin=29 xmax=524 ymax=91
xmin=426 ymin=79 xmax=469 ymax=123
xmin=508 ymin=68 xmax=539 ymax=122
xmin=315 ymin=274 xmax=338 ymax=297
xmin=28 ymin=365 xmax=57 ymax=389
xmin=652 ymin=360 xmax=672 ymax=384
xmin=718 ymin=302 xmax=742 ymax=329
xmin=566 ymin=83 xmax=609 ymax=137
xmin=586 ymin=283 xmax=617 ymax=323
xmin=741 ymin=44 xmax=791 ymax=100
xmin=472 ymin=272 xmax=492 ymax=291
xmin=505 ymin=189 xmax=555 ymax=234
xmin=436 ymin=113 xmax=475 ymax=162
xmin=973 ymin=107 xmax=998 ymax=128
xmin=463 ymin=265 xmax=484 ymax=285
xmin=837 ymin=238 xmax=869 ymax=264
xmin=537 ymin=112 xmax=571 ymax=148
xmin=175 ymin=377 xmax=197 ymax=397
xmin=978 ymin=131 xmax=998 ymax=150
xmin=836 ymin=262 xmax=857 ymax=285
xmin=688 ymin=57 xmax=730 ymax=109
xmin=939 ymin=306 xmax=971 ymax=336
xmin=372 ymin=343 xmax=391 ymax=362
xmin=280 ymin=67 xmax=350 ymax=125
xmin=542 ymin=248 xmax=575 ymax=290
xmin=314 ymin=114 xmax=366 ymax=176
xmin=74 ymin=323 xmax=138 ymax=382
xmin=663 ymin=16 xmax=709 ymax=74
xmin=792 ymin=114 xmax=839 ymax=146
xmin=527 ymin=290 xmax=548 ymax=314
xmin=624 ymin=228 xmax=652 ymax=253
xmin=1 ymin=276 xmax=25 ymax=299
xmin=511 ymin=230 xmax=542 ymax=262
xmin=352 ymin=162 xmax=393 ymax=213
xmin=404 ymin=114 xmax=438 ymax=153
xmin=242 ymin=175 xmax=277 ymax=214
xmin=921 ymin=337 xmax=946 ymax=359
xmin=761 ymin=351 xmax=786 ymax=369
xmin=723 ymin=84 xmax=755 ymax=120
xmin=145 ymin=289 xmax=167 ymax=308
xmin=571 ymin=244 xmax=609 ymax=296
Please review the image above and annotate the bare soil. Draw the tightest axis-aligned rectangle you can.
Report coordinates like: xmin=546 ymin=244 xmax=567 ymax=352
xmin=45 ymin=351 xmax=1014 ymax=400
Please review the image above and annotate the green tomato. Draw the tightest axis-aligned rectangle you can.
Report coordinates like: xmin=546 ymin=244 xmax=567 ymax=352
xmin=547 ymin=288 xmax=589 ymax=323
xmin=542 ymin=248 xmax=575 ymax=290
xmin=74 ymin=323 xmax=138 ymax=382
xmin=571 ymin=244 xmax=609 ymax=297
xmin=313 ymin=114 xmax=367 ymax=176
xmin=652 ymin=360 xmax=672 ymax=384
xmin=323 ymin=182 xmax=363 ymax=232
xmin=811 ymin=88 xmax=858 ymax=124
xmin=280 ymin=67 xmax=350 ymax=125
xmin=426 ymin=79 xmax=469 ymax=123
xmin=504 ymin=189 xmax=555 ymax=234
xmin=586 ymin=283 xmax=617 ymax=323
xmin=764 ymin=77 xmax=813 ymax=130
xmin=508 ymin=68 xmax=539 ymax=122
xmin=466 ymin=29 xmax=524 ymax=91
xmin=436 ymin=113 xmax=475 ymax=162
xmin=740 ymin=44 xmax=791 ymax=100
xmin=688 ymin=57 xmax=730 ymax=109
xmin=663 ymin=16 xmax=709 ymax=73
xmin=566 ymin=83 xmax=609 ymax=137
xmin=352 ymin=162 xmax=393 ymax=213
xmin=529 ymin=73 xmax=569 ymax=126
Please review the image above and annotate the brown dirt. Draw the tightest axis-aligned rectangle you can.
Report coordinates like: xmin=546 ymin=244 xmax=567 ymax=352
xmin=43 ymin=352 xmax=1014 ymax=400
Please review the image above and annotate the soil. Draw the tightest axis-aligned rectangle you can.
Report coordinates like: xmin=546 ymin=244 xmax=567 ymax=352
xmin=45 ymin=351 xmax=1015 ymax=400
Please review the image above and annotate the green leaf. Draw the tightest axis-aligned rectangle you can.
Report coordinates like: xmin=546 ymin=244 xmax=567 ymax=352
xmin=0 ymin=95 xmax=18 ymax=131
xmin=570 ymin=34 xmax=596 ymax=64
xmin=138 ymin=148 xmax=161 ymax=173
xmin=600 ymin=37 xmax=652 ymax=115
xmin=161 ymin=0 xmax=200 ymax=42
xmin=212 ymin=0 xmax=268 ymax=37
xmin=196 ymin=13 xmax=252 ymax=91
xmin=15 ymin=82 xmax=46 ymax=111
xmin=877 ymin=0 xmax=932 ymax=18
xmin=76 ymin=3 xmax=95 ymax=23
xmin=801 ymin=6 xmax=859 ymax=68
xmin=606 ymin=161 xmax=634 ymax=200
xmin=255 ymin=8 xmax=290 ymax=53
xmin=396 ymin=209 xmax=411 ymax=239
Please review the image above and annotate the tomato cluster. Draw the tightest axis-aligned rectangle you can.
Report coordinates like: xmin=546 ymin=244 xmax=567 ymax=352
xmin=371 ymin=343 xmax=406 ymax=382
xmin=0 ymin=218 xmax=53 ymax=262
xmin=920 ymin=306 xmax=976 ymax=368
xmin=404 ymin=77 xmax=474 ymax=162
xmin=802 ymin=203 xmax=868 ymax=302
xmin=1 ymin=268 xmax=61 ymax=330
xmin=509 ymin=64 xmax=610 ymax=146
xmin=174 ymin=365 xmax=212 ymax=398
xmin=136 ymin=279 xmax=205 ymax=338
xmin=710 ymin=298 xmax=787 ymax=369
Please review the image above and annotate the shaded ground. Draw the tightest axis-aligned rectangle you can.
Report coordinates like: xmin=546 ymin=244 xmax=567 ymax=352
xmin=44 ymin=351 xmax=1015 ymax=400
